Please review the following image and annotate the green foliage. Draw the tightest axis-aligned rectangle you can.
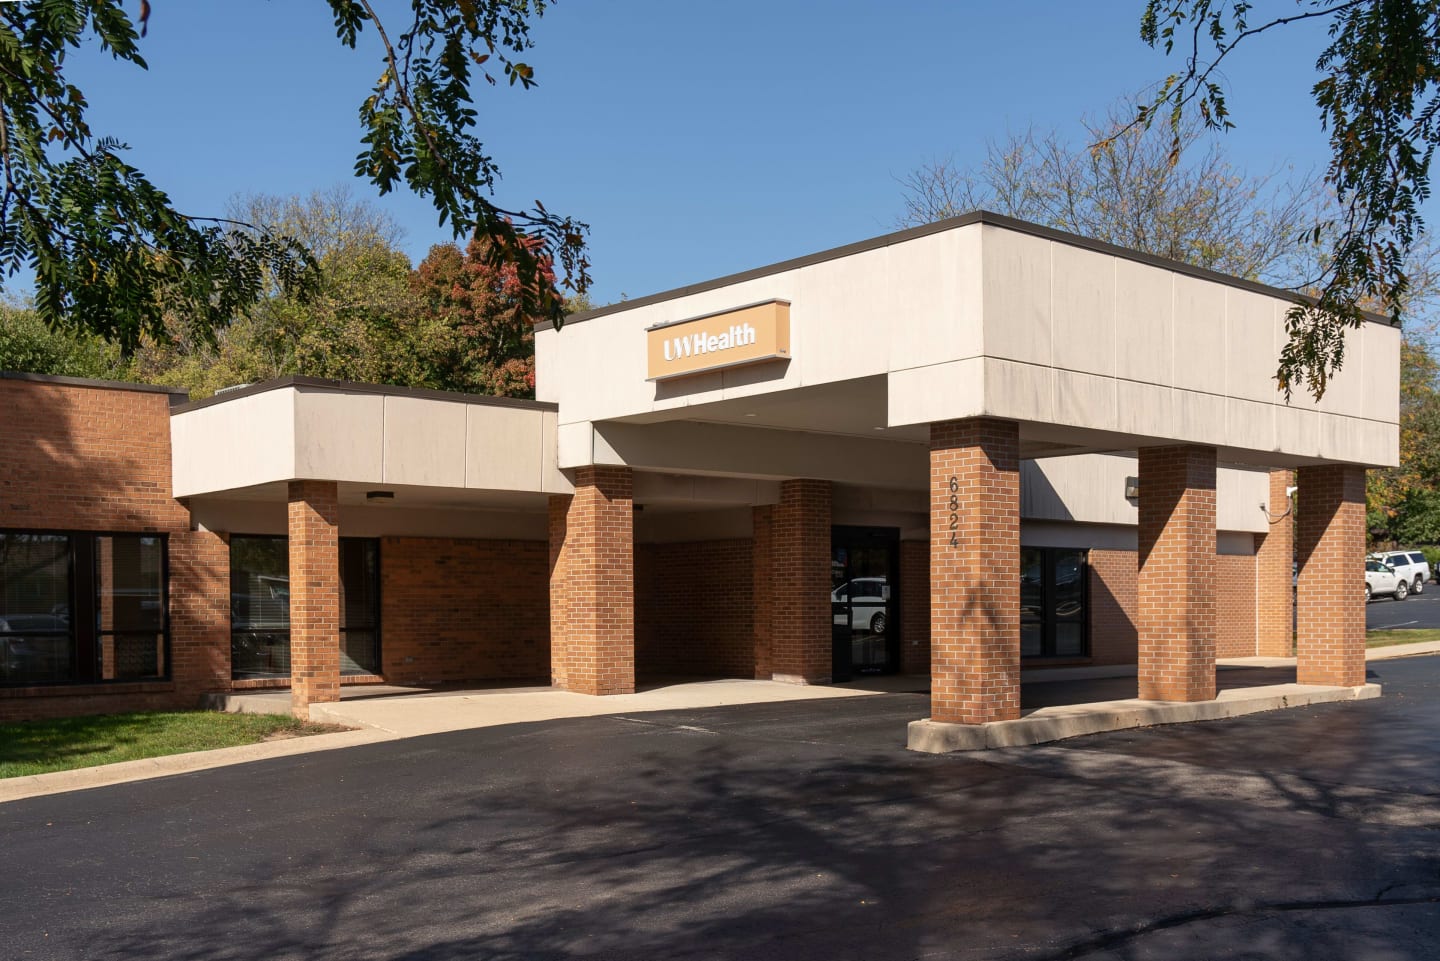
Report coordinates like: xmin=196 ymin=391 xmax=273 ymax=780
xmin=131 ymin=189 xmax=550 ymax=399
xmin=1137 ymin=1 xmax=1440 ymax=399
xmin=1368 ymin=337 xmax=1440 ymax=544
xmin=0 ymin=2 xmax=586 ymax=352
xmin=0 ymin=303 xmax=124 ymax=378
xmin=1423 ymin=546 xmax=1440 ymax=570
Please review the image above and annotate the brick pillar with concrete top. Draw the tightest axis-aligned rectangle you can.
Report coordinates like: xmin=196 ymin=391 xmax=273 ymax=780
xmin=548 ymin=493 xmax=573 ymax=690
xmin=1137 ymin=445 xmax=1218 ymax=702
xmin=559 ymin=466 xmax=634 ymax=695
xmin=770 ymin=480 xmax=831 ymax=684
xmin=1296 ymin=464 xmax=1367 ymax=687
xmin=1255 ymin=468 xmax=1295 ymax=658
xmin=288 ymin=480 xmax=341 ymax=721
xmin=751 ymin=505 xmax=775 ymax=680
xmin=929 ymin=418 xmax=1021 ymax=725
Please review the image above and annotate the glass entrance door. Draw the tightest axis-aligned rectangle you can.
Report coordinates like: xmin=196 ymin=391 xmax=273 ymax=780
xmin=1020 ymin=546 xmax=1089 ymax=658
xmin=830 ymin=527 xmax=899 ymax=680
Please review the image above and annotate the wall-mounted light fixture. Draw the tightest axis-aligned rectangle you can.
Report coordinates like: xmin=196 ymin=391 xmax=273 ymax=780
xmin=366 ymin=490 xmax=395 ymax=502
xmin=1124 ymin=476 xmax=1140 ymax=500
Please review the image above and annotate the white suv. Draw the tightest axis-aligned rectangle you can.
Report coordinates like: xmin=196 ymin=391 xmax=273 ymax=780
xmin=1366 ymin=559 xmax=1409 ymax=601
xmin=1370 ymin=550 xmax=1432 ymax=595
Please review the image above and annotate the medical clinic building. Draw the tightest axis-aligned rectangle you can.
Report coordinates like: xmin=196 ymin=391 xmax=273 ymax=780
xmin=0 ymin=213 xmax=1400 ymax=742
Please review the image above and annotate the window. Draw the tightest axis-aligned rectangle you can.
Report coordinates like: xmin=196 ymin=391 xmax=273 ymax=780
xmin=1020 ymin=547 xmax=1088 ymax=658
xmin=0 ymin=530 xmax=168 ymax=686
xmin=230 ymin=536 xmax=381 ymax=680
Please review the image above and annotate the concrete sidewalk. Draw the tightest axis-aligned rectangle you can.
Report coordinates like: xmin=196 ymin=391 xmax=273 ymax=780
xmin=5 ymin=643 xmax=1436 ymax=804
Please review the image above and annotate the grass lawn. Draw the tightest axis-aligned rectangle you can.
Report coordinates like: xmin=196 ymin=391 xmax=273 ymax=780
xmin=1367 ymin=628 xmax=1440 ymax=648
xmin=0 ymin=712 xmax=346 ymax=779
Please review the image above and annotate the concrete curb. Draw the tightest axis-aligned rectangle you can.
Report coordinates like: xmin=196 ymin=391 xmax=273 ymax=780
xmin=908 ymin=683 xmax=1383 ymax=753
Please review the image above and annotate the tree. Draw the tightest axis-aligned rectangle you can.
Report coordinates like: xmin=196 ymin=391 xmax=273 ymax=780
xmin=0 ymin=301 xmax=123 ymax=378
xmin=898 ymin=105 xmax=1323 ymax=284
xmin=410 ymin=235 xmax=551 ymax=397
xmin=1369 ymin=337 xmax=1440 ymax=544
xmin=0 ymin=1 xmax=587 ymax=354
xmin=1135 ymin=1 xmax=1440 ymax=399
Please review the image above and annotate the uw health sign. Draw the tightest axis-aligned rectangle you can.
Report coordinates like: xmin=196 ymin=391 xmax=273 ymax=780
xmin=646 ymin=300 xmax=791 ymax=381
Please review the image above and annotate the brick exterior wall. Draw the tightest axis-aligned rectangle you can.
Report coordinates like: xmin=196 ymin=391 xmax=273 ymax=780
xmin=1256 ymin=469 xmax=1296 ymax=657
xmin=900 ymin=540 xmax=930 ymax=675
xmin=635 ymin=540 xmax=754 ymax=677
xmin=287 ymin=480 xmax=340 ymax=720
xmin=557 ymin=467 xmax=634 ymax=695
xmin=1215 ymin=552 xmax=1258 ymax=658
xmin=771 ymin=479 xmax=832 ymax=684
xmin=548 ymin=494 xmax=572 ymax=690
xmin=1137 ymin=445 xmax=1218 ymax=702
xmin=1296 ymin=464 xmax=1367 ymax=687
xmin=380 ymin=537 xmax=549 ymax=685
xmin=0 ymin=379 xmax=233 ymax=720
xmin=752 ymin=506 xmax=774 ymax=679
xmin=0 ymin=379 xmax=189 ymax=532
xmin=169 ymin=530 xmax=232 ymax=698
xmin=930 ymin=418 xmax=1021 ymax=725
xmin=1088 ymin=548 xmax=1139 ymax=666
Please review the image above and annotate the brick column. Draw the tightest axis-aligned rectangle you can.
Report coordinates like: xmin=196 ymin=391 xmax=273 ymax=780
xmin=561 ymin=467 xmax=634 ymax=695
xmin=930 ymin=418 xmax=1020 ymax=725
xmin=900 ymin=539 xmax=931 ymax=675
xmin=288 ymin=480 xmax=340 ymax=721
xmin=1296 ymin=465 xmax=1367 ymax=687
xmin=1256 ymin=469 xmax=1295 ymax=657
xmin=1137 ymin=446 xmax=1218 ymax=702
xmin=771 ymin=480 xmax=831 ymax=684
xmin=751 ymin=505 xmax=775 ymax=680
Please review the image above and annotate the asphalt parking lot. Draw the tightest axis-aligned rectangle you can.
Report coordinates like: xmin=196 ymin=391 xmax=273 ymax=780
xmin=3 ymin=655 xmax=1439 ymax=960
xmin=1367 ymin=583 xmax=1440 ymax=630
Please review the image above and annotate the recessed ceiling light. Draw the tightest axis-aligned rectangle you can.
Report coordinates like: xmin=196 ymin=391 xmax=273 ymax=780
xmin=744 ymin=412 xmax=759 ymax=417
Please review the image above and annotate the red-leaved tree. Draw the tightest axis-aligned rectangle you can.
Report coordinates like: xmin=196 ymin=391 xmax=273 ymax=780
xmin=411 ymin=234 xmax=553 ymax=398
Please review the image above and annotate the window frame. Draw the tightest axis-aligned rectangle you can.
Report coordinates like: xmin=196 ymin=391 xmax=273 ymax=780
xmin=0 ymin=528 xmax=171 ymax=687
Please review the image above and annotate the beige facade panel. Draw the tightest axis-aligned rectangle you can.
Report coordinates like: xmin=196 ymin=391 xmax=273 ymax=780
xmin=292 ymin=389 xmax=385 ymax=482
xmin=645 ymin=300 xmax=790 ymax=382
xmin=382 ymin=395 xmax=467 ymax=487
xmin=173 ymin=384 xmax=566 ymax=498
xmin=171 ymin=388 xmax=297 ymax=498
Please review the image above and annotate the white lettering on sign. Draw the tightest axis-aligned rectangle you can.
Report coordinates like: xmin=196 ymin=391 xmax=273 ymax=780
xmin=661 ymin=323 xmax=759 ymax=363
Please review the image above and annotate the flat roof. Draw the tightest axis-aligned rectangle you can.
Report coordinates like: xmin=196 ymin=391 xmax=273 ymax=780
xmin=170 ymin=374 xmax=559 ymax=415
xmin=1 ymin=370 xmax=190 ymax=404
xmin=547 ymin=209 xmax=1395 ymax=330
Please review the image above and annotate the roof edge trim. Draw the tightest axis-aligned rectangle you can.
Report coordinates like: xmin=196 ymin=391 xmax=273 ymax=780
xmin=170 ymin=374 xmax=558 ymax=415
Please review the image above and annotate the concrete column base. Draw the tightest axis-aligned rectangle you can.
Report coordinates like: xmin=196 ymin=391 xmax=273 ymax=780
xmin=907 ymin=683 xmax=1381 ymax=753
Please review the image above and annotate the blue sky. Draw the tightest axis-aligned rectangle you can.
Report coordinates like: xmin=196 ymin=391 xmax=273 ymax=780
xmin=61 ymin=1 xmax=1358 ymax=306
